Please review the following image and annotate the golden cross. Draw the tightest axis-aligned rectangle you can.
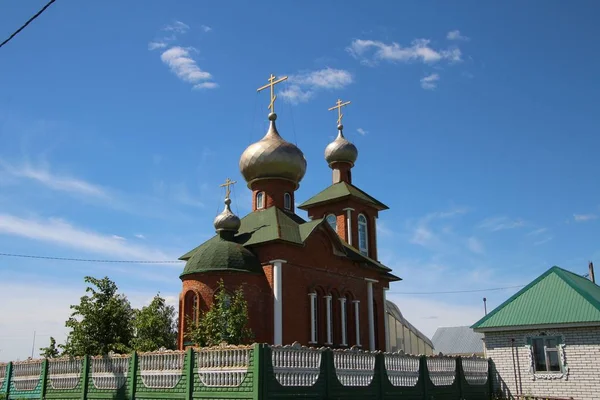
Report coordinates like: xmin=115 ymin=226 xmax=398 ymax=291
xmin=257 ymin=74 xmax=288 ymax=114
xmin=328 ymin=98 xmax=351 ymax=125
xmin=220 ymin=178 xmax=237 ymax=199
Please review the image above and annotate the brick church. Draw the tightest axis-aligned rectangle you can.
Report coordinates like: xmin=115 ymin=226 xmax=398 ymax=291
xmin=178 ymin=75 xmax=400 ymax=351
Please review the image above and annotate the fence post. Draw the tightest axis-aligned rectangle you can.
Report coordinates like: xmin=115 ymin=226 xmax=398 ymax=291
xmin=325 ymin=348 xmax=333 ymax=399
xmin=80 ymin=355 xmax=90 ymax=400
xmin=128 ymin=352 xmax=138 ymax=400
xmin=253 ymin=343 xmax=263 ymax=400
xmin=377 ymin=352 xmax=386 ymax=399
xmin=185 ymin=347 xmax=194 ymax=400
xmin=5 ymin=362 xmax=12 ymax=399
xmin=456 ymin=357 xmax=465 ymax=400
xmin=420 ymin=355 xmax=428 ymax=400
xmin=40 ymin=358 xmax=49 ymax=399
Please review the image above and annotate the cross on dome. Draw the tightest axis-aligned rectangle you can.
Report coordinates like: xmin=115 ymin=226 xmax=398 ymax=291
xmin=328 ymin=98 xmax=351 ymax=126
xmin=257 ymin=74 xmax=288 ymax=114
xmin=220 ymin=177 xmax=237 ymax=199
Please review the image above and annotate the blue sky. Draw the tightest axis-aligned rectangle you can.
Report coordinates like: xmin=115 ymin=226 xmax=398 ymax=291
xmin=1 ymin=0 xmax=600 ymax=360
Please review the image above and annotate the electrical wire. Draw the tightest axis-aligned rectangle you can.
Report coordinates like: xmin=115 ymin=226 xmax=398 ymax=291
xmin=389 ymin=285 xmax=525 ymax=295
xmin=0 ymin=252 xmax=182 ymax=264
xmin=0 ymin=0 xmax=58 ymax=50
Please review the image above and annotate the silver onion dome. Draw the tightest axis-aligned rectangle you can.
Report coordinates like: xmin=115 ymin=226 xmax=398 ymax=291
xmin=213 ymin=197 xmax=241 ymax=233
xmin=239 ymin=113 xmax=307 ymax=188
xmin=324 ymin=124 xmax=358 ymax=166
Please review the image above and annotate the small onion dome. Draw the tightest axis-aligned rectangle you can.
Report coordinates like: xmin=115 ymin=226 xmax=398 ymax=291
xmin=239 ymin=113 xmax=307 ymax=188
xmin=180 ymin=236 xmax=262 ymax=277
xmin=324 ymin=124 xmax=358 ymax=167
xmin=213 ymin=197 xmax=241 ymax=233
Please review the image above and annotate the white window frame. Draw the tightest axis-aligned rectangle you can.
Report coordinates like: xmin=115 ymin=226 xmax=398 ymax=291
xmin=284 ymin=192 xmax=291 ymax=210
xmin=309 ymin=293 xmax=318 ymax=344
xmin=325 ymin=295 xmax=333 ymax=345
xmin=353 ymin=300 xmax=361 ymax=346
xmin=256 ymin=191 xmax=265 ymax=209
xmin=326 ymin=214 xmax=337 ymax=232
xmin=358 ymin=214 xmax=368 ymax=256
xmin=531 ymin=336 xmax=562 ymax=373
xmin=339 ymin=297 xmax=348 ymax=346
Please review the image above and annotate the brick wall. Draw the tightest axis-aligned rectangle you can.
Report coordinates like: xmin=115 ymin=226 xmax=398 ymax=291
xmin=484 ymin=327 xmax=600 ymax=400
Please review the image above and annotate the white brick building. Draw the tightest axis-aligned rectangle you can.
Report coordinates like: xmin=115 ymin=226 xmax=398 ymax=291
xmin=472 ymin=266 xmax=600 ymax=400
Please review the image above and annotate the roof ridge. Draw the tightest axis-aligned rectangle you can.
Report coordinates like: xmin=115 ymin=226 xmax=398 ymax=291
xmin=552 ymin=266 xmax=600 ymax=312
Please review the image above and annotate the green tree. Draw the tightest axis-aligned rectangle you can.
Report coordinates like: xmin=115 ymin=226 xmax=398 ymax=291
xmin=131 ymin=293 xmax=177 ymax=352
xmin=40 ymin=336 xmax=60 ymax=358
xmin=61 ymin=276 xmax=134 ymax=356
xmin=186 ymin=280 xmax=253 ymax=347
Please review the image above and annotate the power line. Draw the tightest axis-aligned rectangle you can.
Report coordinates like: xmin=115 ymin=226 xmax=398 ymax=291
xmin=0 ymin=252 xmax=182 ymax=264
xmin=389 ymin=285 xmax=525 ymax=295
xmin=0 ymin=0 xmax=58 ymax=50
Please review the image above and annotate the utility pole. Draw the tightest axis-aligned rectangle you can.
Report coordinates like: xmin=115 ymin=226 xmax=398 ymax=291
xmin=483 ymin=297 xmax=488 ymax=315
xmin=30 ymin=330 xmax=36 ymax=358
xmin=589 ymin=261 xmax=595 ymax=284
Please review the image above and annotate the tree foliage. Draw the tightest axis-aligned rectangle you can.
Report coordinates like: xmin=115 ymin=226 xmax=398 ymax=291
xmin=61 ymin=276 xmax=134 ymax=356
xmin=186 ymin=280 xmax=253 ymax=347
xmin=131 ymin=293 xmax=177 ymax=352
xmin=40 ymin=336 xmax=60 ymax=358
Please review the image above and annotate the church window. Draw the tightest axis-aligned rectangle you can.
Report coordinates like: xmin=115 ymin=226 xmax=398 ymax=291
xmin=358 ymin=214 xmax=368 ymax=256
xmin=309 ymin=293 xmax=318 ymax=343
xmin=256 ymin=191 xmax=265 ymax=209
xmin=284 ymin=192 xmax=291 ymax=210
xmin=325 ymin=295 xmax=333 ymax=345
xmin=326 ymin=214 xmax=337 ymax=231
xmin=339 ymin=297 xmax=348 ymax=346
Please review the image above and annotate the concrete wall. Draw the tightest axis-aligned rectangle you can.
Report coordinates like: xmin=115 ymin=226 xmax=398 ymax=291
xmin=484 ymin=326 xmax=600 ymax=400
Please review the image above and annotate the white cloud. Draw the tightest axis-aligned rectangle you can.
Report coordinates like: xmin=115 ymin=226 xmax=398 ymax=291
xmin=193 ymin=82 xmax=219 ymax=90
xmin=148 ymin=41 xmax=167 ymax=50
xmin=409 ymin=207 xmax=468 ymax=248
xmin=420 ymin=73 xmax=440 ymax=90
xmin=347 ymin=38 xmax=462 ymax=65
xmin=573 ymin=214 xmax=597 ymax=222
xmin=135 ymin=234 xmax=146 ymax=239
xmin=447 ymin=30 xmax=470 ymax=41
xmin=201 ymin=25 xmax=212 ymax=32
xmin=280 ymin=68 xmax=353 ymax=104
xmin=357 ymin=128 xmax=368 ymax=135
xmin=0 ymin=159 xmax=108 ymax=199
xmin=160 ymin=46 xmax=217 ymax=89
xmin=0 ymin=214 xmax=175 ymax=262
xmin=162 ymin=20 xmax=189 ymax=34
xmin=466 ymin=237 xmax=485 ymax=254
xmin=111 ymin=235 xmax=126 ymax=241
xmin=527 ymin=228 xmax=548 ymax=236
xmin=478 ymin=216 xmax=526 ymax=232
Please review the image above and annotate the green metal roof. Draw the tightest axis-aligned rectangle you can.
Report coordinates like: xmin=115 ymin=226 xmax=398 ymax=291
xmin=298 ymin=182 xmax=389 ymax=210
xmin=179 ymin=207 xmax=400 ymax=280
xmin=472 ymin=266 xmax=600 ymax=331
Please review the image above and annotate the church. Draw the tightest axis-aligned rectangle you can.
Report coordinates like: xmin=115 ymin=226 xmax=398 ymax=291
xmin=177 ymin=74 xmax=400 ymax=351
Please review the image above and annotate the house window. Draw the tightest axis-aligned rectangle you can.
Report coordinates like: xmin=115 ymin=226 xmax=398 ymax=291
xmin=284 ymin=192 xmax=292 ymax=210
xmin=532 ymin=336 xmax=561 ymax=372
xmin=256 ymin=192 xmax=265 ymax=209
xmin=358 ymin=214 xmax=368 ymax=256
xmin=326 ymin=214 xmax=337 ymax=231
xmin=309 ymin=293 xmax=318 ymax=343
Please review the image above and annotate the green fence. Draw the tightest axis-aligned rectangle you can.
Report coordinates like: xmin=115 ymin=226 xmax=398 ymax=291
xmin=0 ymin=343 xmax=491 ymax=399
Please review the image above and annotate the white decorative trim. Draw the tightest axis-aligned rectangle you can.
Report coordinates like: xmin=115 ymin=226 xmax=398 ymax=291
xmin=353 ymin=300 xmax=361 ymax=346
xmin=339 ymin=297 xmax=348 ymax=346
xmin=272 ymin=260 xmax=284 ymax=345
xmin=525 ymin=341 xmax=569 ymax=381
xmin=196 ymin=344 xmax=251 ymax=387
xmin=91 ymin=354 xmax=130 ymax=390
xmin=426 ymin=356 xmax=456 ymax=386
xmin=383 ymin=288 xmax=389 ymax=352
xmin=366 ymin=280 xmax=375 ymax=351
xmin=11 ymin=359 xmax=42 ymax=391
xmin=333 ymin=347 xmax=376 ymax=386
xmin=325 ymin=295 xmax=333 ymax=345
xmin=271 ymin=342 xmax=323 ymax=386
xmin=462 ymin=356 xmax=488 ymax=385
xmin=384 ymin=352 xmax=420 ymax=387
xmin=309 ymin=292 xmax=318 ymax=344
xmin=139 ymin=350 xmax=185 ymax=389
xmin=345 ymin=209 xmax=353 ymax=246
xmin=49 ymin=357 xmax=83 ymax=390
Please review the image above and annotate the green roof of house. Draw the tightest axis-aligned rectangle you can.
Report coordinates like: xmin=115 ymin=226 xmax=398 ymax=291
xmin=179 ymin=207 xmax=399 ymax=280
xmin=471 ymin=266 xmax=600 ymax=331
xmin=298 ymin=182 xmax=389 ymax=211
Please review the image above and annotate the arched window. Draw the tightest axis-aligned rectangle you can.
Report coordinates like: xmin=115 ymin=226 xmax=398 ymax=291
xmin=326 ymin=214 xmax=337 ymax=231
xmin=358 ymin=214 xmax=368 ymax=256
xmin=284 ymin=192 xmax=292 ymax=210
xmin=256 ymin=191 xmax=265 ymax=209
xmin=185 ymin=291 xmax=199 ymax=323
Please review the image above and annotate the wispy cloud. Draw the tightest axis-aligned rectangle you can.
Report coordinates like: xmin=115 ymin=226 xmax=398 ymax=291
xmin=134 ymin=234 xmax=146 ymax=239
xmin=447 ymin=30 xmax=470 ymax=41
xmin=409 ymin=207 xmax=468 ymax=248
xmin=527 ymin=227 xmax=548 ymax=236
xmin=357 ymin=128 xmax=368 ymax=135
xmin=466 ymin=237 xmax=485 ymax=254
xmin=0 ymin=159 xmax=108 ymax=199
xmin=347 ymin=38 xmax=462 ymax=65
xmin=280 ymin=67 xmax=353 ymax=104
xmin=478 ymin=216 xmax=526 ymax=232
xmin=148 ymin=41 xmax=167 ymax=50
xmin=0 ymin=214 xmax=176 ymax=262
xmin=420 ymin=73 xmax=440 ymax=90
xmin=162 ymin=20 xmax=190 ymax=34
xmin=534 ymin=237 xmax=553 ymax=246
xmin=159 ymin=46 xmax=217 ymax=89
xmin=201 ymin=25 xmax=212 ymax=33
xmin=573 ymin=214 xmax=597 ymax=222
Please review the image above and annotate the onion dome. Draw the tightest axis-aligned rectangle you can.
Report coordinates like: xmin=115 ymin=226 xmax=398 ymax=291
xmin=239 ymin=113 xmax=307 ymax=188
xmin=213 ymin=197 xmax=241 ymax=233
xmin=324 ymin=124 xmax=358 ymax=166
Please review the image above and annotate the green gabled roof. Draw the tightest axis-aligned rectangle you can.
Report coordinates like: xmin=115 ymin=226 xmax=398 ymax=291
xmin=472 ymin=266 xmax=600 ymax=331
xmin=298 ymin=182 xmax=389 ymax=211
